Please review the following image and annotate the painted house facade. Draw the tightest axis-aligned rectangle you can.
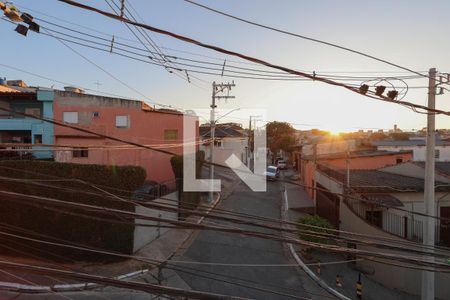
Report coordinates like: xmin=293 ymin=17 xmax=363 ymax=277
xmin=0 ymin=83 xmax=199 ymax=185
xmin=199 ymin=124 xmax=248 ymax=166
xmin=298 ymin=148 xmax=413 ymax=200
xmin=0 ymin=85 xmax=54 ymax=159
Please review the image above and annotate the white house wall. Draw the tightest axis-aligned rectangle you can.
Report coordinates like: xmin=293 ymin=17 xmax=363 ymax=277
xmin=377 ymin=145 xmax=450 ymax=162
xmin=313 ymin=169 xmax=450 ymax=297
xmin=133 ymin=192 xmax=178 ymax=252
xmin=200 ymin=137 xmax=248 ymax=165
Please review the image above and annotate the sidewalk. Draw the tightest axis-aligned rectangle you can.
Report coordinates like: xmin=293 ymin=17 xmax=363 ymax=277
xmin=283 ymin=176 xmax=418 ymax=300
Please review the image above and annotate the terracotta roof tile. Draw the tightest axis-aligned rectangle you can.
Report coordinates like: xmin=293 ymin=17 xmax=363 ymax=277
xmin=0 ymin=85 xmax=22 ymax=93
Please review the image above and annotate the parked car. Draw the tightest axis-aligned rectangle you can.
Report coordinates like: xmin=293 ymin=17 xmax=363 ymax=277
xmin=133 ymin=180 xmax=167 ymax=201
xmin=264 ymin=166 xmax=280 ymax=181
xmin=277 ymin=159 xmax=287 ymax=170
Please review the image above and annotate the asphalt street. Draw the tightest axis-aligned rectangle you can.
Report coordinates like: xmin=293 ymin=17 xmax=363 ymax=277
xmin=172 ymin=177 xmax=313 ymax=300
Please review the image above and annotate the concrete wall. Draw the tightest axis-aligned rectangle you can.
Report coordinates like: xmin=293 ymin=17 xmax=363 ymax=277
xmin=316 ymin=171 xmax=450 ymax=299
xmin=53 ymin=92 xmax=199 ymax=183
xmin=341 ymin=200 xmax=450 ymax=299
xmin=133 ymin=192 xmax=178 ymax=253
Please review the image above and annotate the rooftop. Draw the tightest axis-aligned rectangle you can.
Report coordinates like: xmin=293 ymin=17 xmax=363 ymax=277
xmin=372 ymin=139 xmax=450 ymax=147
xmin=317 ymin=164 xmax=450 ymax=193
xmin=200 ymin=126 xmax=246 ymax=138
xmin=414 ymin=162 xmax=450 ymax=178
xmin=302 ymin=149 xmax=412 ymax=161
xmin=361 ymin=194 xmax=404 ymax=207
xmin=0 ymin=82 xmax=189 ymax=116
xmin=0 ymin=85 xmax=35 ymax=94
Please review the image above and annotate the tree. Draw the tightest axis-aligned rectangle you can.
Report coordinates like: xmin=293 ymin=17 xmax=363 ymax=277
xmin=370 ymin=132 xmax=387 ymax=141
xmin=389 ymin=132 xmax=410 ymax=141
xmin=266 ymin=121 xmax=297 ymax=156
xmin=170 ymin=150 xmax=205 ymax=220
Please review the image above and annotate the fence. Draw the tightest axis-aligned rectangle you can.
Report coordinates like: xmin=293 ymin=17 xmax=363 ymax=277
xmin=345 ymin=198 xmax=423 ymax=241
xmin=344 ymin=197 xmax=448 ymax=245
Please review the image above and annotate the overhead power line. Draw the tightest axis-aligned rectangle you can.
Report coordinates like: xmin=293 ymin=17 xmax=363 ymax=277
xmin=1 ymin=188 xmax=449 ymax=270
xmin=10 ymin=2 xmax=433 ymax=75
xmin=104 ymin=0 xmax=198 ymax=88
xmin=1 ymin=105 xmax=450 ymax=226
xmin=2 ymin=168 xmax=448 ymax=257
xmin=35 ymin=18 xmax=427 ymax=81
xmin=0 ymin=259 xmax=245 ymax=300
xmin=182 ymin=0 xmax=443 ymax=84
xmin=54 ymin=0 xmax=450 ymax=116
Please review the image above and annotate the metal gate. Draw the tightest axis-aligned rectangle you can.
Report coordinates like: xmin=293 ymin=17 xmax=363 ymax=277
xmin=316 ymin=184 xmax=340 ymax=229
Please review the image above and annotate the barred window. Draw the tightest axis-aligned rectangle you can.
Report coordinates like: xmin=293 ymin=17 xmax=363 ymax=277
xmin=73 ymin=148 xmax=88 ymax=158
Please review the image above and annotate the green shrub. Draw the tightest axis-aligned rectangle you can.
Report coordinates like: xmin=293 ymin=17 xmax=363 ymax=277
xmin=170 ymin=150 xmax=205 ymax=179
xmin=297 ymin=215 xmax=334 ymax=244
xmin=0 ymin=160 xmax=146 ymax=261
xmin=0 ymin=160 xmax=146 ymax=191
xmin=170 ymin=151 xmax=205 ymax=219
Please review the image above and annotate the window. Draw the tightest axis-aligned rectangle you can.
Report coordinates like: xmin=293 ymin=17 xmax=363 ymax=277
xmin=73 ymin=148 xmax=88 ymax=158
xmin=396 ymin=158 xmax=403 ymax=164
xmin=164 ymin=129 xmax=178 ymax=140
xmin=115 ymin=115 xmax=129 ymax=128
xmin=34 ymin=134 xmax=42 ymax=144
xmin=214 ymin=140 xmax=222 ymax=147
xmin=435 ymin=149 xmax=440 ymax=159
xmin=63 ymin=112 xmax=78 ymax=124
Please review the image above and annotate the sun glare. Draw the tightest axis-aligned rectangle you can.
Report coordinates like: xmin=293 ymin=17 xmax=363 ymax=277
xmin=328 ymin=130 xmax=342 ymax=136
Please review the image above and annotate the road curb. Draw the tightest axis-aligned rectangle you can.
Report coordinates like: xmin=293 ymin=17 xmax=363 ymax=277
xmin=0 ymin=192 xmax=223 ymax=294
xmin=282 ymin=182 xmax=351 ymax=300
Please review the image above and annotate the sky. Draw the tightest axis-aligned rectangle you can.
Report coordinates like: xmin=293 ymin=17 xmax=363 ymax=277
xmin=1 ymin=0 xmax=450 ymax=132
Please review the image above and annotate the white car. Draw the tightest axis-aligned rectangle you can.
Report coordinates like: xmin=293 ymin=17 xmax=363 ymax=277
xmin=277 ymin=160 xmax=287 ymax=170
xmin=264 ymin=166 xmax=280 ymax=181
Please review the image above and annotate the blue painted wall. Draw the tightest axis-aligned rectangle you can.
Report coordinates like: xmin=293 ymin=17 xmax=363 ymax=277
xmin=0 ymin=90 xmax=54 ymax=159
xmin=34 ymin=90 xmax=54 ymax=159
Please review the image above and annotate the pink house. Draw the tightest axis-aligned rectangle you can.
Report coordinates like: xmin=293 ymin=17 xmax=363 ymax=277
xmin=52 ymin=90 xmax=199 ymax=186
xmin=299 ymin=149 xmax=413 ymax=199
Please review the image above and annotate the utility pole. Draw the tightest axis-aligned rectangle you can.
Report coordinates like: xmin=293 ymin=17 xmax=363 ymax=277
xmin=422 ymin=67 xmax=436 ymax=300
xmin=248 ymin=115 xmax=262 ymax=169
xmin=346 ymin=146 xmax=350 ymax=190
xmin=248 ymin=116 xmax=252 ymax=167
xmin=312 ymin=143 xmax=317 ymax=209
xmin=209 ymin=81 xmax=235 ymax=203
